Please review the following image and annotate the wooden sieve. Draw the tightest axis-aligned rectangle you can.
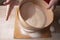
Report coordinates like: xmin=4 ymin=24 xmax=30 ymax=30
xmin=18 ymin=0 xmax=54 ymax=31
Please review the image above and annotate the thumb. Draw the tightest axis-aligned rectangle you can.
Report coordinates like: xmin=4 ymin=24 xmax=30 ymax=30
xmin=48 ymin=0 xmax=58 ymax=9
xmin=48 ymin=4 xmax=53 ymax=9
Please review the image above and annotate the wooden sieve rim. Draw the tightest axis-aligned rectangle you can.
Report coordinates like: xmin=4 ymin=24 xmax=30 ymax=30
xmin=18 ymin=0 xmax=54 ymax=31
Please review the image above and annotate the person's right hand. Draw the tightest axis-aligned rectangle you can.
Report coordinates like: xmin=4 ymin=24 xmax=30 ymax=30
xmin=48 ymin=0 xmax=58 ymax=9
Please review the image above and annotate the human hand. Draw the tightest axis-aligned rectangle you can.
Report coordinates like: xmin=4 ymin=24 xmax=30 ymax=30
xmin=3 ymin=0 xmax=10 ymax=5
xmin=48 ymin=0 xmax=58 ymax=9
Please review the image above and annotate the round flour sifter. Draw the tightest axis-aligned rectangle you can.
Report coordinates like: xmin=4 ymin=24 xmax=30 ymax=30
xmin=17 ymin=0 xmax=54 ymax=38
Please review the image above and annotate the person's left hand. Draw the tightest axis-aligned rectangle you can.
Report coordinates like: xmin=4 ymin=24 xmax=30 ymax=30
xmin=3 ymin=0 xmax=11 ymax=5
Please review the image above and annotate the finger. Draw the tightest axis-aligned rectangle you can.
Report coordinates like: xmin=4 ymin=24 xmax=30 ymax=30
xmin=3 ymin=0 xmax=10 ymax=4
xmin=48 ymin=0 xmax=58 ymax=9
xmin=48 ymin=4 xmax=53 ymax=9
xmin=6 ymin=17 xmax=8 ymax=21
xmin=48 ymin=1 xmax=54 ymax=9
